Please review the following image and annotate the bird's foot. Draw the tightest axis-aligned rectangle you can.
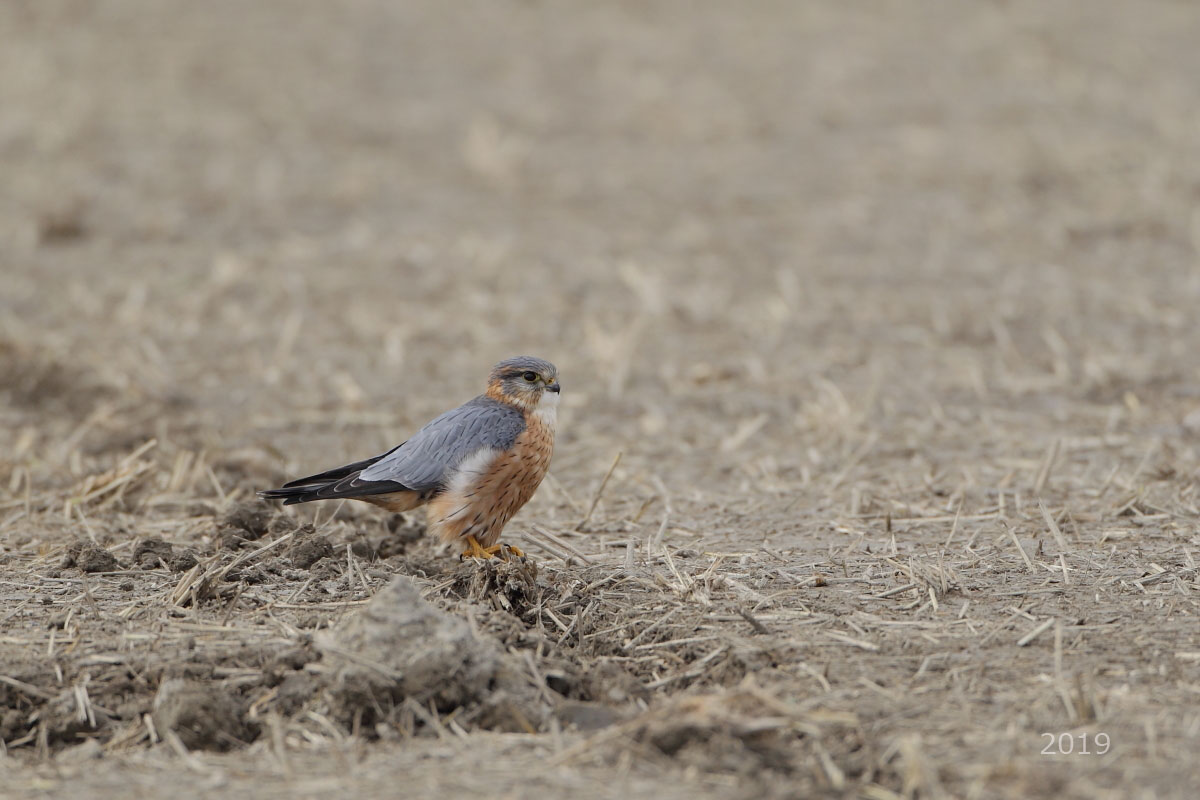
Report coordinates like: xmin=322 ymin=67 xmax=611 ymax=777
xmin=460 ymin=536 xmax=525 ymax=561
xmin=460 ymin=535 xmax=493 ymax=560
xmin=493 ymin=542 xmax=524 ymax=560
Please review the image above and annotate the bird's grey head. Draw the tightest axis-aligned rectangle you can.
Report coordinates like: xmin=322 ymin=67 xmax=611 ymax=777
xmin=487 ymin=356 xmax=560 ymax=408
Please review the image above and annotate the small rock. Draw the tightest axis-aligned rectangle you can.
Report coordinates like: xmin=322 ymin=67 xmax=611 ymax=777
xmin=169 ymin=549 xmax=200 ymax=572
xmin=133 ymin=537 xmax=174 ymax=569
xmin=220 ymin=501 xmax=273 ymax=540
xmin=289 ymin=530 xmax=332 ymax=569
xmin=349 ymin=538 xmax=375 ymax=558
xmin=76 ymin=546 xmax=120 ymax=573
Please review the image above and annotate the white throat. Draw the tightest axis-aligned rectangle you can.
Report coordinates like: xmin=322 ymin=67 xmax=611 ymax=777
xmin=534 ymin=389 xmax=559 ymax=428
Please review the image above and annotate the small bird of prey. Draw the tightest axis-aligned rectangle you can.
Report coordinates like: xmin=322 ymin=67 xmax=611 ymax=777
xmin=259 ymin=356 xmax=559 ymax=559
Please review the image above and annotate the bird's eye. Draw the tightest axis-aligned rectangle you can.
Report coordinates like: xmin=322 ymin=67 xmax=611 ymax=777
xmin=522 ymin=371 xmax=538 ymax=382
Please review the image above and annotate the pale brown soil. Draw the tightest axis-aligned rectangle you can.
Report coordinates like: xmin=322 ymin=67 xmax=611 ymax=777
xmin=3 ymin=1 xmax=1200 ymax=798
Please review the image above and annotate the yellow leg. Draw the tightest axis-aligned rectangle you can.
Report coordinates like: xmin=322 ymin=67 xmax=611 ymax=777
xmin=460 ymin=536 xmax=525 ymax=561
xmin=485 ymin=542 xmax=525 ymax=559
xmin=460 ymin=535 xmax=494 ymax=560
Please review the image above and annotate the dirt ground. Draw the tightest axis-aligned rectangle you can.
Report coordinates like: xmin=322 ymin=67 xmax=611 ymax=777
xmin=3 ymin=1 xmax=1200 ymax=798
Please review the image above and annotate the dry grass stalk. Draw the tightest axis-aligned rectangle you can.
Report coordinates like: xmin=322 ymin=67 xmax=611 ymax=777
xmin=575 ymin=451 xmax=622 ymax=530
xmin=1039 ymin=500 xmax=1070 ymax=552
xmin=1033 ymin=438 xmax=1061 ymax=495
xmin=1016 ymin=617 xmax=1055 ymax=647
xmin=1007 ymin=527 xmax=1035 ymax=573
xmin=528 ymin=525 xmax=594 ymax=564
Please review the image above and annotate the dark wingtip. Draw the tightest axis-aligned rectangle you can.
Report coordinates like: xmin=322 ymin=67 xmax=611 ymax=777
xmin=257 ymin=475 xmax=408 ymax=507
xmin=258 ymin=487 xmax=304 ymax=503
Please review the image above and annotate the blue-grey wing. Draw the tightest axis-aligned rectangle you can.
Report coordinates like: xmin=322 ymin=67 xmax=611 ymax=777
xmin=358 ymin=396 xmax=525 ymax=491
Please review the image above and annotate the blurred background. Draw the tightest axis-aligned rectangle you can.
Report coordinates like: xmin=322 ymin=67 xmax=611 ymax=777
xmin=5 ymin=3 xmax=1200 ymax=796
xmin=3 ymin=0 xmax=1200 ymax=544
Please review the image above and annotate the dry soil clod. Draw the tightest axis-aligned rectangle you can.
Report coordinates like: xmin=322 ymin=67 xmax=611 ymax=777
xmin=133 ymin=537 xmax=174 ymax=569
xmin=315 ymin=575 xmax=553 ymax=735
xmin=219 ymin=501 xmax=274 ymax=541
xmin=288 ymin=526 xmax=332 ymax=569
xmin=75 ymin=545 xmax=121 ymax=573
xmin=152 ymin=679 xmax=257 ymax=751
xmin=317 ymin=576 xmax=502 ymax=721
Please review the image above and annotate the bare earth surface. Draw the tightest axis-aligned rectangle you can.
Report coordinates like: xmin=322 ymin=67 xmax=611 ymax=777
xmin=3 ymin=1 xmax=1200 ymax=798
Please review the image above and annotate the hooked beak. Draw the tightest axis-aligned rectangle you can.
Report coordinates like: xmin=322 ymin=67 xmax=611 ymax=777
xmin=546 ymin=380 xmax=561 ymax=393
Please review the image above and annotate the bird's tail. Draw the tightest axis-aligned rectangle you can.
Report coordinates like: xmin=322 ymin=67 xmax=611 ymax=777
xmin=257 ymin=484 xmax=329 ymax=506
xmin=258 ymin=446 xmax=410 ymax=506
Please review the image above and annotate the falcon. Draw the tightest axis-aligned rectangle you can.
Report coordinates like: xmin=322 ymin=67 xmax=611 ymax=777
xmin=259 ymin=356 xmax=559 ymax=559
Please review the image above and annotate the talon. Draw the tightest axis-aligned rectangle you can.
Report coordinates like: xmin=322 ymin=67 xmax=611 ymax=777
xmin=461 ymin=536 xmax=526 ymax=561
xmin=460 ymin=535 xmax=494 ymax=560
xmin=489 ymin=542 xmax=525 ymax=560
